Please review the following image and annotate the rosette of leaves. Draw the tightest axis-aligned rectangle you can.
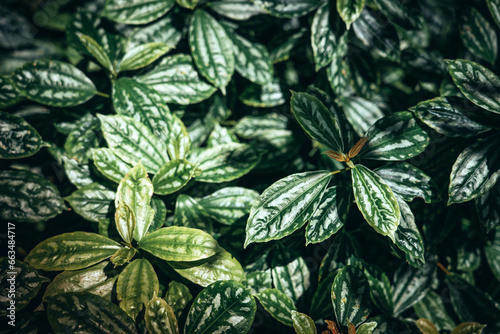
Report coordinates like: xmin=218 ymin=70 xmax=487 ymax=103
xmin=245 ymin=88 xmax=432 ymax=267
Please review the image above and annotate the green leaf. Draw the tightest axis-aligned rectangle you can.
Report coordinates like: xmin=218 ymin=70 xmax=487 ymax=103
xmin=448 ymin=136 xmax=500 ymax=205
xmin=372 ymin=0 xmax=422 ymax=30
xmin=240 ymin=80 xmax=285 ymax=107
xmin=173 ymin=194 xmax=213 ymax=232
xmin=177 ymin=0 xmax=199 ymax=9
xmin=306 ymin=186 xmax=351 ymax=245
xmin=11 ymin=60 xmax=96 ymax=107
xmin=165 ymin=281 xmax=193 ymax=319
xmin=189 ymin=10 xmax=235 ymax=94
xmin=0 ymin=169 xmax=65 ymax=223
xmin=63 ymin=157 xmax=94 ymax=189
xmin=145 ymin=294 xmax=179 ymax=334
xmin=0 ymin=258 xmax=49 ymax=316
xmin=488 ymin=0 xmax=500 ymax=29
xmin=272 ymin=248 xmax=310 ymax=305
xmin=375 ymin=163 xmax=438 ymax=203
xmin=198 ymin=187 xmax=259 ymax=225
xmin=65 ymin=183 xmax=115 ymax=222
xmin=152 ymin=159 xmax=197 ymax=195
xmin=189 ymin=143 xmax=260 ymax=183
xmin=253 ymin=0 xmax=321 ymax=18
xmin=115 ymin=202 xmax=136 ymax=244
xmin=290 ymin=91 xmax=344 ymax=153
xmin=412 ymin=96 xmax=490 ymax=138
xmin=413 ymin=290 xmax=456 ymax=331
xmin=445 ymin=59 xmax=500 ymax=115
xmin=224 ymin=27 xmax=273 ymax=85
xmin=271 ymin=29 xmax=306 ymax=64
xmin=0 ymin=111 xmax=43 ymax=159
xmin=309 ymin=272 xmax=335 ymax=320
xmin=331 ymin=265 xmax=371 ymax=327
xmin=208 ymin=0 xmax=266 ymax=20
xmin=485 ymin=227 xmax=500 ymax=282
xmin=394 ymin=197 xmax=425 ymax=267
xmin=92 ymin=148 xmax=132 ymax=183
xmin=111 ymin=247 xmax=137 ymax=267
xmin=450 ymin=323 xmax=487 ymax=334
xmin=168 ymin=248 xmax=245 ymax=287
xmin=117 ymin=259 xmax=159 ymax=319
xmin=43 ymin=261 xmax=117 ymax=301
xmin=337 ymin=0 xmax=366 ymax=29
xmin=150 ymin=196 xmax=167 ymax=231
xmin=98 ymin=114 xmax=169 ymax=173
xmin=139 ymin=226 xmax=219 ymax=262
xmin=207 ymin=123 xmax=239 ymax=147
xmin=0 ymin=75 xmax=23 ymax=108
xmin=128 ymin=12 xmax=182 ymax=50
xmin=460 ymin=8 xmax=497 ymax=64
xmin=392 ymin=262 xmax=434 ymax=315
xmin=311 ymin=3 xmax=336 ymax=71
xmin=476 ymin=183 xmax=500 ymax=232
xmin=243 ymin=270 xmax=272 ymax=295
xmin=357 ymin=321 xmax=378 ymax=334
xmin=119 ymin=43 xmax=173 ymax=72
xmin=76 ymin=33 xmax=114 ymax=72
xmin=64 ymin=114 xmax=99 ymax=164
xmin=341 ymin=96 xmax=384 ymax=137
xmin=351 ymin=164 xmax=400 ymax=242
xmin=363 ymin=266 xmax=393 ymax=315
xmin=185 ymin=280 xmax=256 ymax=334
xmin=245 ymin=170 xmax=331 ymax=247
xmin=102 ymin=0 xmax=175 ymax=25
xmin=360 ymin=111 xmax=430 ymax=161
xmin=319 ymin=231 xmax=357 ymax=281
xmin=255 ymin=288 xmax=297 ymax=326
xmin=234 ymin=113 xmax=288 ymax=138
xmin=46 ymin=292 xmax=136 ymax=334
xmin=327 ymin=33 xmax=352 ymax=97
xmin=25 ymin=232 xmax=121 ymax=271
xmin=136 ymin=54 xmax=216 ymax=105
xmin=352 ymin=8 xmax=400 ymax=62
xmin=291 ymin=311 xmax=317 ymax=334
xmin=116 ymin=162 xmax=155 ymax=242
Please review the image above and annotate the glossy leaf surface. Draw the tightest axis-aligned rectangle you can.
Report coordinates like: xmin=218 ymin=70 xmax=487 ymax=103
xmin=0 ymin=111 xmax=42 ymax=159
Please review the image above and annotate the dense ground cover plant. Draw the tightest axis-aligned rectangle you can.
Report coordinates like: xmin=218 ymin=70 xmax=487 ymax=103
xmin=1 ymin=0 xmax=500 ymax=333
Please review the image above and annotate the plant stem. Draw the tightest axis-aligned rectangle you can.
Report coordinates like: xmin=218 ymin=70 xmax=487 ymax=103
xmin=95 ymin=91 xmax=110 ymax=98
xmin=330 ymin=167 xmax=352 ymax=175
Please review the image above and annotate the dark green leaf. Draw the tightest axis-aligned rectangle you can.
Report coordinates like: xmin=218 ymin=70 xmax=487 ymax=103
xmin=372 ymin=0 xmax=423 ymax=30
xmin=65 ymin=183 xmax=115 ymax=222
xmin=337 ymin=0 xmax=366 ymax=29
xmin=488 ymin=0 xmax=500 ymax=29
xmin=272 ymin=248 xmax=310 ymax=305
xmin=25 ymin=232 xmax=121 ymax=271
xmin=460 ymin=8 xmax=497 ymax=64
xmin=0 ymin=169 xmax=65 ymax=223
xmin=311 ymin=3 xmax=336 ymax=71
xmin=392 ymin=262 xmax=434 ymax=315
xmin=102 ymin=0 xmax=175 ymax=25
xmin=128 ymin=12 xmax=182 ymax=50
xmin=208 ymin=0 xmax=266 ymax=20
xmin=0 ymin=75 xmax=23 ymax=108
xmin=318 ymin=231 xmax=357 ymax=281
xmin=240 ymin=80 xmax=285 ymax=107
xmin=255 ymin=288 xmax=297 ymax=326
xmin=253 ymin=0 xmax=321 ymax=18
xmin=173 ymin=194 xmax=213 ymax=232
xmin=165 ymin=281 xmax=193 ymax=319
xmin=309 ymin=272 xmax=335 ymax=320
xmin=394 ymin=197 xmax=425 ymax=268
xmin=245 ymin=171 xmax=331 ymax=247
xmin=270 ymin=29 xmax=306 ymax=63
xmin=476 ymin=183 xmax=500 ymax=232
xmin=145 ymin=293 xmax=179 ymax=334
xmin=152 ymin=159 xmax=197 ymax=195
xmin=64 ymin=114 xmax=99 ymax=164
xmin=485 ymin=227 xmax=500 ymax=282
xmin=0 ymin=111 xmax=43 ymax=159
xmin=413 ymin=290 xmax=456 ymax=331
xmin=363 ymin=266 xmax=393 ymax=315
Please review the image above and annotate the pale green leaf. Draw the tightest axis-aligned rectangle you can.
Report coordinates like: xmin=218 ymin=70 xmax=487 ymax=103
xmin=128 ymin=12 xmax=182 ymax=50
xmin=76 ymin=33 xmax=113 ymax=72
xmin=207 ymin=123 xmax=239 ymax=147
xmin=415 ymin=318 xmax=439 ymax=334
xmin=115 ymin=201 xmax=136 ymax=244
xmin=145 ymin=294 xmax=179 ymax=334
xmin=119 ymin=43 xmax=173 ymax=72
xmin=488 ymin=0 xmax=500 ymax=29
xmin=165 ymin=281 xmax=193 ymax=319
xmin=337 ymin=0 xmax=366 ymax=29
xmin=110 ymin=248 xmax=137 ymax=267
xmin=291 ymin=311 xmax=317 ymax=334
xmin=152 ymin=159 xmax=197 ymax=195
xmin=92 ymin=148 xmax=132 ymax=184
xmin=450 ymin=322 xmax=487 ymax=334
xmin=357 ymin=321 xmax=378 ymax=334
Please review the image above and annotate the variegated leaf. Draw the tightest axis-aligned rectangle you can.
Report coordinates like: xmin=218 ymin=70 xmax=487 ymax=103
xmin=198 ymin=187 xmax=259 ymax=225
xmin=476 ymin=183 xmax=500 ymax=232
xmin=306 ymin=186 xmax=351 ymax=245
xmin=460 ymin=8 xmax=497 ymax=64
xmin=145 ymin=294 xmax=179 ymax=334
xmin=445 ymin=59 xmax=500 ymax=115
xmin=63 ymin=157 xmax=94 ymax=189
xmin=128 ymin=12 xmax=182 ymax=50
xmin=76 ymin=33 xmax=114 ymax=72
xmin=188 ymin=143 xmax=260 ymax=183
xmin=65 ymin=183 xmax=114 ymax=222
xmin=11 ymin=60 xmax=96 ymax=107
xmin=337 ymin=0 xmax=366 ymax=29
xmin=375 ymin=163 xmax=437 ymax=203
xmin=168 ymin=248 xmax=245 ymax=287
xmin=115 ymin=201 xmax=136 ymax=244
xmin=233 ymin=113 xmax=288 ymax=139
xmin=271 ymin=29 xmax=306 ymax=63
xmin=224 ymin=27 xmax=273 ymax=85
xmin=272 ymin=248 xmax=310 ymax=305
xmin=450 ymin=322 xmax=487 ymax=334
xmin=255 ymin=288 xmax=297 ymax=326
xmin=242 ymin=270 xmax=272 ymax=295
xmin=184 ymin=280 xmax=256 ymax=333
xmin=139 ymin=226 xmax=219 ymax=262
xmin=92 ymin=148 xmax=132 ymax=184
xmin=165 ymin=281 xmax=193 ymax=319
xmin=363 ymin=265 xmax=393 ymax=315
xmin=291 ymin=311 xmax=317 ymax=334
xmin=189 ymin=10 xmax=234 ymax=94
xmin=46 ymin=292 xmax=136 ymax=334
xmin=25 ymin=232 xmax=121 ymax=271
xmin=351 ymin=164 xmax=400 ymax=242
xmin=152 ymin=159 xmax=197 ymax=195
xmin=98 ymin=114 xmax=169 ymax=173
xmin=119 ymin=42 xmax=173 ymax=72
xmin=116 ymin=162 xmax=155 ymax=242
xmin=448 ymin=136 xmax=500 ymax=205
xmin=360 ymin=111 xmax=429 ymax=161
xmin=207 ymin=123 xmax=239 ymax=147
xmin=392 ymin=262 xmax=434 ymax=315
xmin=394 ymin=197 xmax=425 ymax=268
xmin=485 ymin=227 xmax=500 ymax=282
xmin=177 ymin=0 xmax=198 ymax=9
xmin=488 ymin=0 xmax=500 ymax=29
xmin=291 ymin=91 xmax=344 ymax=153
xmin=102 ymin=0 xmax=175 ymax=25
xmin=174 ymin=194 xmax=213 ymax=232
xmin=309 ymin=272 xmax=335 ymax=320
xmin=0 ymin=75 xmax=23 ymax=108
xmin=110 ymin=248 xmax=137 ymax=267
xmin=240 ymin=80 xmax=285 ymax=107
xmin=357 ymin=321 xmax=378 ymax=334
xmin=413 ymin=291 xmax=456 ymax=331
xmin=341 ymin=96 xmax=384 ymax=137
xmin=0 ymin=111 xmax=43 ymax=159
xmin=136 ymin=54 xmax=216 ymax=104
xmin=331 ymin=265 xmax=371 ymax=327
xmin=327 ymin=33 xmax=352 ymax=97
xmin=245 ymin=171 xmax=331 ymax=247
xmin=253 ymin=0 xmax=321 ymax=18
xmin=117 ymin=259 xmax=159 ymax=319
xmin=311 ymin=3 xmax=336 ymax=71
xmin=0 ymin=169 xmax=65 ymax=223
xmin=209 ymin=0 xmax=266 ymax=20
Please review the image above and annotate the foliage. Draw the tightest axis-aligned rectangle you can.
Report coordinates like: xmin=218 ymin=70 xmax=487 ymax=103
xmin=1 ymin=0 xmax=500 ymax=333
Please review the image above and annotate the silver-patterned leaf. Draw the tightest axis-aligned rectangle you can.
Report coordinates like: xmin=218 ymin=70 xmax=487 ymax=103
xmin=392 ymin=261 xmax=434 ymax=315
xmin=327 ymin=33 xmax=352 ymax=97
xmin=255 ymin=288 xmax=297 ymax=326
xmin=0 ymin=111 xmax=43 ymax=159
xmin=173 ymin=194 xmax=213 ymax=233
xmin=189 ymin=10 xmax=234 ymax=94
xmin=92 ymin=148 xmax=132 ymax=184
xmin=102 ymin=0 xmax=175 ymax=25
xmin=209 ymin=0 xmax=266 ymax=20
xmin=341 ymin=96 xmax=384 ymax=137
xmin=272 ymin=248 xmax=310 ymax=305
xmin=360 ymin=111 xmax=430 ymax=161
xmin=145 ymin=294 xmax=179 ymax=334
xmin=337 ymin=0 xmax=366 ymax=29
xmin=11 ymin=60 xmax=96 ymax=107
xmin=363 ymin=266 xmax=393 ymax=315
xmin=65 ymin=183 xmax=115 ymax=222
xmin=240 ymin=80 xmax=285 ymax=107
xmin=136 ymin=54 xmax=216 ymax=105
xmin=207 ymin=123 xmax=239 ymax=147
xmin=485 ymin=227 xmax=500 ymax=282
xmin=165 ymin=281 xmax=193 ymax=319
xmin=184 ymin=280 xmax=256 ymax=334
xmin=448 ymin=135 xmax=500 ymax=205
xmin=413 ymin=290 xmax=456 ymax=331
xmin=115 ymin=201 xmax=136 ymax=244
xmin=253 ymin=0 xmax=321 ymax=18
xmin=460 ymin=8 xmax=497 ymax=64
xmin=291 ymin=311 xmax=317 ymax=334
xmin=242 ymin=270 xmax=272 ymax=295
xmin=351 ymin=164 xmax=400 ymax=242
xmin=117 ymin=259 xmax=159 ymax=319
xmin=76 ymin=33 xmax=114 ymax=72
xmin=245 ymin=171 xmax=331 ymax=247
xmin=119 ymin=42 xmax=173 ymax=72
xmin=0 ymin=169 xmax=65 ymax=223
xmin=475 ymin=183 xmax=500 ymax=232
xmin=270 ymin=29 xmax=306 ymax=63
xmin=311 ymin=3 xmax=336 ymax=71
xmin=128 ymin=12 xmax=182 ymax=50
xmin=64 ymin=114 xmax=99 ymax=164
xmin=394 ymin=197 xmax=425 ymax=268
xmin=152 ymin=159 xmax=197 ymax=195
xmin=63 ymin=157 xmax=94 ymax=189
xmin=488 ymin=0 xmax=500 ymax=29
xmin=0 ymin=75 xmax=23 ymax=108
